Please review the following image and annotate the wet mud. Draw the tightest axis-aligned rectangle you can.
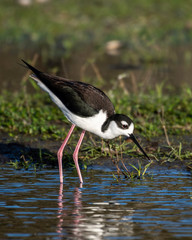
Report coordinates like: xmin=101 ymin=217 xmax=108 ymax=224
xmin=0 ymin=132 xmax=191 ymax=175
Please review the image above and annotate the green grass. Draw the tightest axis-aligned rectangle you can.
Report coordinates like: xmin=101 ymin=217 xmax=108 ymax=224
xmin=1 ymin=84 xmax=192 ymax=139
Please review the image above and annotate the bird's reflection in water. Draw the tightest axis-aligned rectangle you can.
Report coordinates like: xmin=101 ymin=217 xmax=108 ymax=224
xmin=56 ymin=182 xmax=135 ymax=240
xmin=56 ymin=183 xmax=83 ymax=239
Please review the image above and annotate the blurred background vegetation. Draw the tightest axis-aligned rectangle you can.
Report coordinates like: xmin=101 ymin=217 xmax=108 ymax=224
xmin=1 ymin=0 xmax=192 ymax=88
xmin=0 ymin=0 xmax=192 ymax=140
xmin=1 ymin=0 xmax=192 ymax=54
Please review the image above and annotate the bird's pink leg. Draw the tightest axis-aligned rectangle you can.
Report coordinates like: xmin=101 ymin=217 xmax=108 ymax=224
xmin=57 ymin=124 xmax=75 ymax=183
xmin=73 ymin=130 xmax=86 ymax=183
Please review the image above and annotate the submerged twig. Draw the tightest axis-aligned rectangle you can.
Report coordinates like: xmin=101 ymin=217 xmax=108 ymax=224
xmin=21 ymin=54 xmax=39 ymax=125
xmin=106 ymin=141 xmax=122 ymax=177
xmin=61 ymin=58 xmax=69 ymax=79
xmin=160 ymin=106 xmax=171 ymax=146
xmin=21 ymin=53 xmax=39 ymax=87
xmin=90 ymin=60 xmax=103 ymax=83
xmin=80 ymin=59 xmax=103 ymax=83
xmin=119 ymin=136 xmax=131 ymax=177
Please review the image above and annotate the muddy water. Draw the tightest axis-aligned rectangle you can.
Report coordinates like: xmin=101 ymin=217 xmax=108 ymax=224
xmin=0 ymin=167 xmax=191 ymax=240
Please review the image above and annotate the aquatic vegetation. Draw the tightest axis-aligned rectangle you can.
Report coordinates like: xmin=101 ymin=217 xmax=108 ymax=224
xmin=129 ymin=160 xmax=153 ymax=178
xmin=108 ymin=136 xmax=154 ymax=179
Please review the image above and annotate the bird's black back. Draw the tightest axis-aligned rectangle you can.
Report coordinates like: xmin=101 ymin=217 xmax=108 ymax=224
xmin=22 ymin=60 xmax=115 ymax=117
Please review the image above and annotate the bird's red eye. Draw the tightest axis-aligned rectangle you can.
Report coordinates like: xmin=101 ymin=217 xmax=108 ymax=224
xmin=122 ymin=124 xmax=128 ymax=129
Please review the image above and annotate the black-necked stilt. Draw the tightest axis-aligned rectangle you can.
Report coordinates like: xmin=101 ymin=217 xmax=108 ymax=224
xmin=22 ymin=60 xmax=150 ymax=184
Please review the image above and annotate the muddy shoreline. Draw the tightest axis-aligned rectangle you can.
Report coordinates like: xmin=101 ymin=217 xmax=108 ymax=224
xmin=1 ymin=132 xmax=191 ymax=175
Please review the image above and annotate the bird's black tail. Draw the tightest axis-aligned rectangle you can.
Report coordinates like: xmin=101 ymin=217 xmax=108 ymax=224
xmin=21 ymin=59 xmax=42 ymax=76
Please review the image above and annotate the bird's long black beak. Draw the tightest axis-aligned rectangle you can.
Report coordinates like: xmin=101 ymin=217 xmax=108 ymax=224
xmin=129 ymin=134 xmax=150 ymax=160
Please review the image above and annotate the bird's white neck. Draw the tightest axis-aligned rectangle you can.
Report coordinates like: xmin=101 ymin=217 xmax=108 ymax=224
xmin=70 ymin=110 xmax=134 ymax=140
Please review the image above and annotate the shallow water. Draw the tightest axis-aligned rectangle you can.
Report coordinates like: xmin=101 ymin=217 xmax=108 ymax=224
xmin=0 ymin=167 xmax=191 ymax=240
